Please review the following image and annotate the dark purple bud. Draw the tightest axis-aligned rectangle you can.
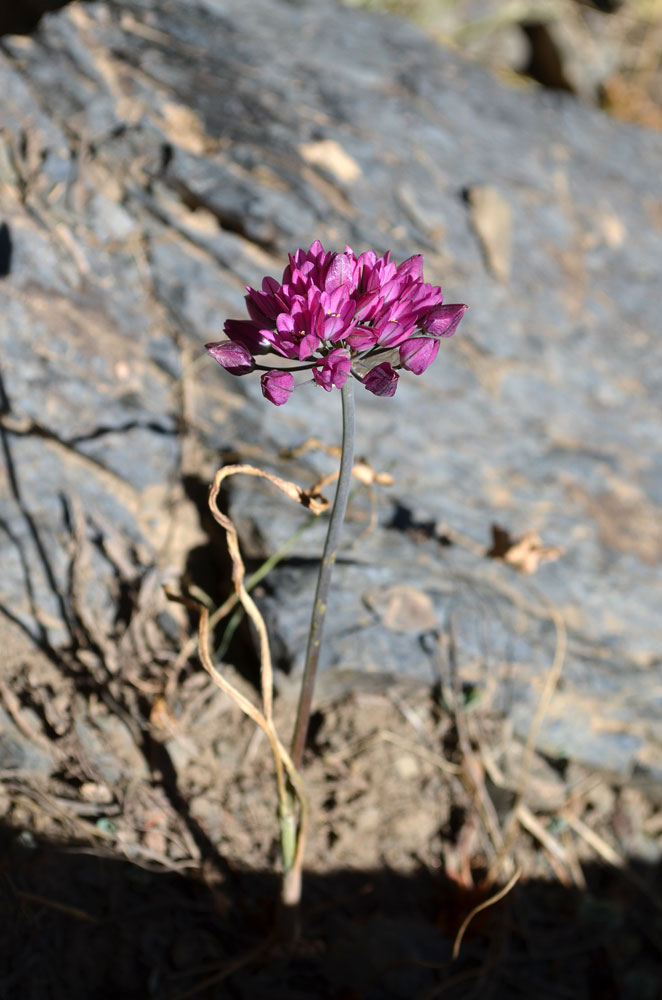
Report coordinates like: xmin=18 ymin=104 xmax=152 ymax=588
xmin=223 ymin=319 xmax=271 ymax=354
xmin=399 ymin=337 xmax=440 ymax=375
xmin=205 ymin=340 xmax=254 ymax=375
xmin=261 ymin=369 xmax=294 ymax=406
xmin=421 ymin=303 xmax=467 ymax=338
xmin=363 ymin=361 xmax=399 ymax=397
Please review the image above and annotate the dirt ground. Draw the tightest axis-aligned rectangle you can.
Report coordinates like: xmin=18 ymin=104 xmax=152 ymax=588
xmin=2 ymin=626 xmax=661 ymax=999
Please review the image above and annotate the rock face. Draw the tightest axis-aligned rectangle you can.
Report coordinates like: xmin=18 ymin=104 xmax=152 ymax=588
xmin=1 ymin=0 xmax=660 ymax=778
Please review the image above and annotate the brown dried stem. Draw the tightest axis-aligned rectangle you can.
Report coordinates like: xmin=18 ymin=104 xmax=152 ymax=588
xmin=167 ymin=462 xmax=330 ymax=924
xmin=205 ymin=464 xmax=333 ymax=906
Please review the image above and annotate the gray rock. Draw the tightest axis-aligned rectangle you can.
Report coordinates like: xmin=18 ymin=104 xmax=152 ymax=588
xmin=74 ymin=714 xmax=147 ymax=784
xmin=0 ymin=0 xmax=660 ymax=779
xmin=0 ymin=708 xmax=54 ymax=775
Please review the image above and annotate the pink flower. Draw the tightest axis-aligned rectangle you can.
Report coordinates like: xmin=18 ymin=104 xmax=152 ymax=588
xmin=261 ymin=370 xmax=294 ymax=406
xmin=207 ymin=241 xmax=466 ymax=404
xmin=312 ymin=348 xmax=351 ymax=392
xmin=272 ymin=294 xmax=323 ymax=360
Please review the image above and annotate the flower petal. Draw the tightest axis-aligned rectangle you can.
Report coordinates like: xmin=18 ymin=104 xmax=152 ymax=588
xmin=324 ymin=252 xmax=355 ymax=292
xmin=298 ymin=331 xmax=321 ymax=360
xmin=396 ymin=254 xmax=424 ymax=281
xmin=345 ymin=325 xmax=379 ymax=350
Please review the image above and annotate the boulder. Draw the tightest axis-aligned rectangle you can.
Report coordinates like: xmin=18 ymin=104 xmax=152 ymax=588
xmin=0 ymin=0 xmax=660 ymax=778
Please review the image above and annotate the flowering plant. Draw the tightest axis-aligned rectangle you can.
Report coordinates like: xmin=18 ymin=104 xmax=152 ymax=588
xmin=201 ymin=241 xmax=465 ymax=937
xmin=206 ymin=240 xmax=466 ymax=404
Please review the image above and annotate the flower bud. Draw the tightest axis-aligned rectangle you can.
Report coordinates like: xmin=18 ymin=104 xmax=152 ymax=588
xmin=261 ymin=369 xmax=294 ymax=406
xmin=363 ymin=362 xmax=399 ymax=397
xmin=421 ymin=303 xmax=467 ymax=338
xmin=399 ymin=337 xmax=440 ymax=375
xmin=205 ymin=341 xmax=254 ymax=375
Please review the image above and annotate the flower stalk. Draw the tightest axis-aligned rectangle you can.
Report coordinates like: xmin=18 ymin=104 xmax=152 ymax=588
xmin=290 ymin=377 xmax=356 ymax=771
xmin=278 ymin=380 xmax=355 ymax=935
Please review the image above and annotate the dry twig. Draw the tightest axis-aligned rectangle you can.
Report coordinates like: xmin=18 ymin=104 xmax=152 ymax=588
xmin=452 ymin=868 xmax=521 ymax=960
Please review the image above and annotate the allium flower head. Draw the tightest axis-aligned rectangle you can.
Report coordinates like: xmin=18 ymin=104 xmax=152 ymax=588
xmin=206 ymin=241 xmax=466 ymax=405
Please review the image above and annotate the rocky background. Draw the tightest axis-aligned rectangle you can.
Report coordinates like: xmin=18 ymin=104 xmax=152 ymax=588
xmin=349 ymin=0 xmax=662 ymax=126
xmin=1 ymin=1 xmax=661 ymax=997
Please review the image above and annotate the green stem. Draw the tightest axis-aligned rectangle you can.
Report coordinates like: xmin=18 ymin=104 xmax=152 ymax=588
xmin=290 ymin=378 xmax=356 ymax=770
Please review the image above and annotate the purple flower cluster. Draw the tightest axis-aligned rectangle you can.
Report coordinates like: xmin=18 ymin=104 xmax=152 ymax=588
xmin=206 ymin=241 xmax=466 ymax=405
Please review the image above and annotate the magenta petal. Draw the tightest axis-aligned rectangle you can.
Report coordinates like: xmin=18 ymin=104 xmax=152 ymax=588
xmin=245 ymin=275 xmax=283 ymax=323
xmin=345 ymin=325 xmax=379 ymax=350
xmin=206 ymin=340 xmax=255 ymax=375
xmin=421 ymin=303 xmax=467 ymax=338
xmin=397 ymin=254 xmax=424 ymax=281
xmin=298 ymin=332 xmax=321 ymax=360
xmin=260 ymin=370 xmax=294 ymax=406
xmin=324 ymin=253 xmax=354 ymax=292
xmin=307 ymin=239 xmax=326 ymax=262
xmin=399 ymin=337 xmax=440 ymax=375
xmin=312 ymin=348 xmax=351 ymax=391
xmin=375 ymin=319 xmax=413 ymax=348
xmin=363 ymin=362 xmax=399 ymax=398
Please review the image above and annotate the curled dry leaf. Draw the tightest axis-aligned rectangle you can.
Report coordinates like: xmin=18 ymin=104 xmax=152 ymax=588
xmin=280 ymin=437 xmax=340 ymax=460
xmin=214 ymin=463 xmax=331 ymax=516
xmin=166 ymin=460 xmax=323 ymax=891
xmin=305 ymin=456 xmax=393 ymax=499
xmin=281 ymin=439 xmax=392 ymax=488
xmin=351 ymin=458 xmax=394 ymax=487
xmin=487 ymin=523 xmax=563 ymax=574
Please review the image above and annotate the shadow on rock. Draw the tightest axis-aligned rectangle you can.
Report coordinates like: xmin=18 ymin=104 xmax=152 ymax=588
xmin=0 ymin=0 xmax=86 ymax=37
xmin=179 ymin=472 xmax=263 ymax=691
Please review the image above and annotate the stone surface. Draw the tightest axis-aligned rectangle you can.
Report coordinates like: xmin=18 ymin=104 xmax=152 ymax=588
xmin=0 ymin=0 xmax=660 ymax=779
xmin=358 ymin=0 xmax=662 ymax=123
